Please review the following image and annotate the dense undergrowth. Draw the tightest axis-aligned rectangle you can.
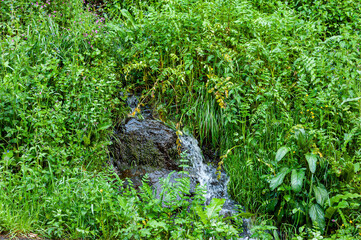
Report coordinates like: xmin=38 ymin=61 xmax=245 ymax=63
xmin=1 ymin=0 xmax=361 ymax=239
xmin=0 ymin=0 xmax=240 ymax=239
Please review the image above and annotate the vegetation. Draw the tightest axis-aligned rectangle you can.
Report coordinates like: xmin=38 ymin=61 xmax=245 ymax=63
xmin=1 ymin=0 xmax=360 ymax=239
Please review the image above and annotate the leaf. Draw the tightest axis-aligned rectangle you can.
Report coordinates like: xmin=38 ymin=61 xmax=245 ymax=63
xmin=340 ymin=96 xmax=361 ymax=105
xmin=195 ymin=205 xmax=208 ymax=225
xmin=147 ymin=220 xmax=168 ymax=230
xmin=313 ymin=184 xmax=329 ymax=206
xmin=354 ymin=162 xmax=360 ymax=172
xmin=270 ymin=167 xmax=290 ymax=191
xmin=291 ymin=169 xmax=305 ymax=192
xmin=206 ymin=198 xmax=225 ymax=220
xmin=275 ymin=146 xmax=290 ymax=162
xmin=305 ymin=153 xmax=317 ymax=173
xmin=336 ymin=200 xmax=349 ymax=209
xmin=330 ymin=193 xmax=361 ymax=205
xmin=309 ymin=203 xmax=325 ymax=231
xmin=121 ymin=9 xmax=136 ymax=27
xmin=3 ymin=150 xmax=13 ymax=161
xmin=325 ymin=207 xmax=336 ymax=219
xmin=98 ymin=122 xmax=112 ymax=131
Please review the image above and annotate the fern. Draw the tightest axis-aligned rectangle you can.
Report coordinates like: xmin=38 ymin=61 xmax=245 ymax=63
xmin=139 ymin=174 xmax=156 ymax=201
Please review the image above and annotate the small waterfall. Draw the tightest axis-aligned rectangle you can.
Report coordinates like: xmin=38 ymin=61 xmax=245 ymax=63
xmin=180 ymin=134 xmax=237 ymax=215
xmin=180 ymin=134 xmax=254 ymax=239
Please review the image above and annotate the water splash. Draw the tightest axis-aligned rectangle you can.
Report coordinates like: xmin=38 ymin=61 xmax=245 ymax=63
xmin=180 ymin=134 xmax=254 ymax=238
xmin=180 ymin=134 xmax=237 ymax=215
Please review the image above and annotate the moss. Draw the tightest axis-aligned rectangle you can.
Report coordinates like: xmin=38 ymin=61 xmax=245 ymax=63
xmin=118 ymin=134 xmax=170 ymax=167
xmin=111 ymin=119 xmax=181 ymax=171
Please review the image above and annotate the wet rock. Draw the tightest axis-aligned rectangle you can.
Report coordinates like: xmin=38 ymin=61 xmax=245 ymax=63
xmin=111 ymin=118 xmax=180 ymax=171
xmin=109 ymin=159 xmax=198 ymax=198
xmin=126 ymin=95 xmax=139 ymax=110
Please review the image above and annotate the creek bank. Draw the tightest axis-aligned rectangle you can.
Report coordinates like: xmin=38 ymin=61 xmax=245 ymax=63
xmin=109 ymin=114 xmax=199 ymax=196
xmin=109 ymin=95 xmax=254 ymax=238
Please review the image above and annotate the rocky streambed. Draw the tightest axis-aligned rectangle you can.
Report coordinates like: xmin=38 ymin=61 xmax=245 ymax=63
xmin=109 ymin=97 xmax=254 ymax=238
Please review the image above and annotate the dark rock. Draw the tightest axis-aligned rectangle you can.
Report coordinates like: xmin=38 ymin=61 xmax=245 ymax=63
xmin=126 ymin=95 xmax=139 ymax=109
xmin=111 ymin=118 xmax=180 ymax=171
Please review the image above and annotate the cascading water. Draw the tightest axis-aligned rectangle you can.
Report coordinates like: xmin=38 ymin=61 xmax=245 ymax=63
xmin=180 ymin=134 xmax=254 ymax=239
xmin=180 ymin=134 xmax=237 ymax=216
xmin=114 ymin=95 xmax=254 ymax=237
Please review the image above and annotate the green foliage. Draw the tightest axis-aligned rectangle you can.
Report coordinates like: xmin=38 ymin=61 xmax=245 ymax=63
xmin=286 ymin=0 xmax=361 ymax=36
xmin=1 ymin=0 xmax=361 ymax=239
xmin=275 ymin=146 xmax=291 ymax=163
xmin=270 ymin=167 xmax=290 ymax=191
xmin=291 ymin=169 xmax=305 ymax=193
xmin=0 ymin=158 xmax=241 ymax=239
xmin=0 ymin=0 xmax=122 ymax=171
xmin=261 ymin=127 xmax=360 ymax=237
xmin=252 ymin=0 xmax=361 ymax=36
xmin=250 ymin=220 xmax=278 ymax=240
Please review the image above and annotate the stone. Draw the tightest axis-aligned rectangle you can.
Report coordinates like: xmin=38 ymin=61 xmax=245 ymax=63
xmin=111 ymin=118 xmax=180 ymax=171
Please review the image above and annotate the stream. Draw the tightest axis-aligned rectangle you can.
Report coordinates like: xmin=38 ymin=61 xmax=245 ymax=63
xmin=180 ymin=134 xmax=253 ymax=239
xmin=111 ymin=96 xmax=254 ymax=238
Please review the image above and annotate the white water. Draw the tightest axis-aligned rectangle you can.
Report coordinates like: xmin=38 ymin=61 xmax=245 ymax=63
xmin=180 ymin=134 xmax=254 ymax=239
xmin=180 ymin=134 xmax=237 ymax=215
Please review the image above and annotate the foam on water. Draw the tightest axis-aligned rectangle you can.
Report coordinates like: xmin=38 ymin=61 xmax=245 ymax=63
xmin=180 ymin=134 xmax=237 ymax=215
xmin=180 ymin=134 xmax=254 ymax=238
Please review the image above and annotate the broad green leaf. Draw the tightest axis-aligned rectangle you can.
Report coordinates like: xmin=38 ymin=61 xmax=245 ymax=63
xmin=330 ymin=193 xmax=361 ymax=205
xmin=147 ymin=220 xmax=168 ymax=230
xmin=206 ymin=198 xmax=225 ymax=220
xmin=275 ymin=146 xmax=290 ymax=162
xmin=291 ymin=169 xmax=305 ymax=192
xmin=325 ymin=207 xmax=336 ymax=219
xmin=305 ymin=153 xmax=317 ymax=173
xmin=3 ymin=150 xmax=13 ymax=161
xmin=121 ymin=9 xmax=136 ymax=27
xmin=313 ymin=184 xmax=329 ymax=206
xmin=270 ymin=167 xmax=290 ymax=191
xmin=98 ymin=122 xmax=112 ymax=131
xmin=309 ymin=203 xmax=325 ymax=230
xmin=336 ymin=200 xmax=349 ymax=209
xmin=195 ymin=205 xmax=208 ymax=225
xmin=354 ymin=162 xmax=360 ymax=172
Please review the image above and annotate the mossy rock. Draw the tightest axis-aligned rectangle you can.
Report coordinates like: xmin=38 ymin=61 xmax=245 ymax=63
xmin=111 ymin=118 xmax=180 ymax=171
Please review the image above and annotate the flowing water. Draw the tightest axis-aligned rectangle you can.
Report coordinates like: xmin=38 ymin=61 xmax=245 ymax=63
xmin=180 ymin=134 xmax=237 ymax=215
xmin=180 ymin=134 xmax=254 ymax=239
xmin=116 ymin=95 xmax=254 ymax=237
